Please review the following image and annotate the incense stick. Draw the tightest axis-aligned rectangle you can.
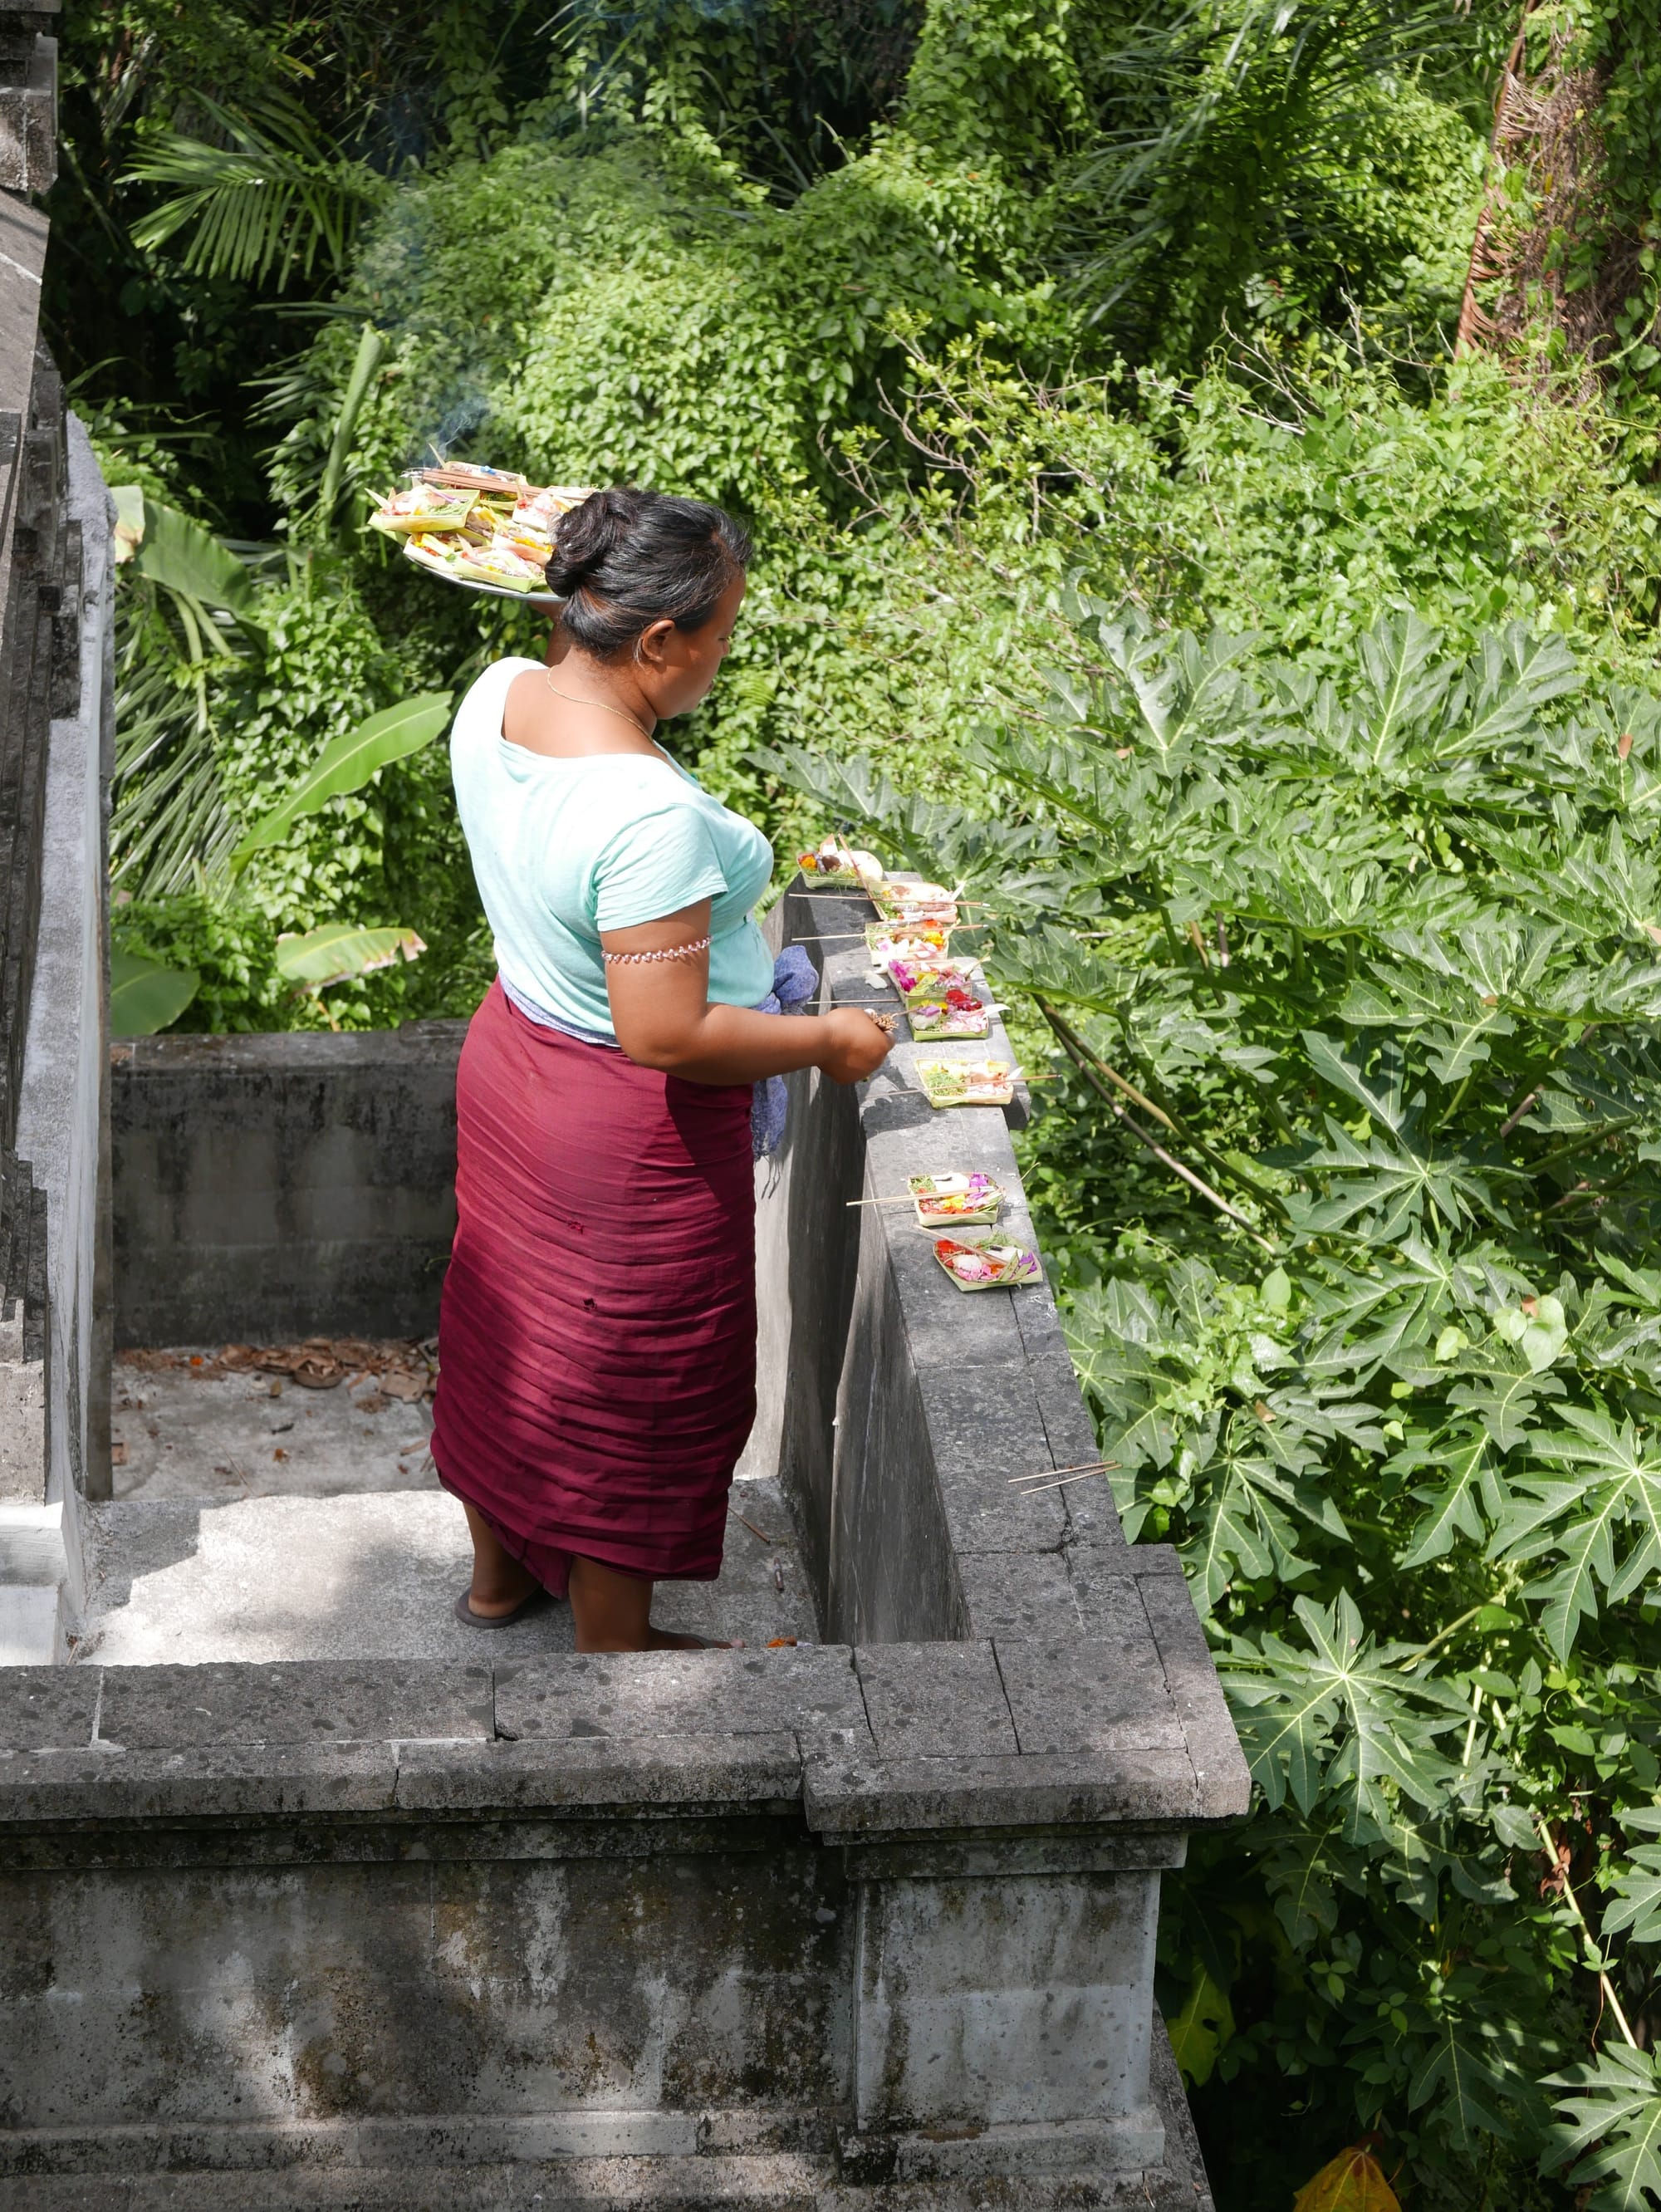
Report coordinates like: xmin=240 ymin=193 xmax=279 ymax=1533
xmin=1009 ymin=1459 xmax=1120 ymax=1493
xmin=1009 ymin=1455 xmax=1119 ymax=1484
xmin=1012 ymin=1464 xmax=1121 ymax=1494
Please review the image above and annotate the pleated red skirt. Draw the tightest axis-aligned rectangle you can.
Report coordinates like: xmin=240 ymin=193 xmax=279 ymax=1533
xmin=430 ymin=979 xmax=757 ymax=1596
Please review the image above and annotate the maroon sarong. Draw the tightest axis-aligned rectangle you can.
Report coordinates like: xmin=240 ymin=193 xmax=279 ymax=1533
xmin=431 ymin=979 xmax=757 ymax=1596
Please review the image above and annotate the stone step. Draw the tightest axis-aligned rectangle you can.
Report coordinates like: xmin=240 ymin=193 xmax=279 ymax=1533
xmin=0 ymin=1578 xmax=57 ymax=1662
xmin=76 ymin=1481 xmax=816 ymax=1666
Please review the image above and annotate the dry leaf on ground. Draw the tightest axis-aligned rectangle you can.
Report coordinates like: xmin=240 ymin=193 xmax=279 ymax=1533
xmin=1292 ymin=2145 xmax=1402 ymax=2212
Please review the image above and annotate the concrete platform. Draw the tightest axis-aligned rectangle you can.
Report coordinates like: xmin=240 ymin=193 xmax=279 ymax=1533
xmin=87 ymin=1345 xmax=814 ymax=1662
xmin=76 ymin=1480 xmax=815 ymax=1665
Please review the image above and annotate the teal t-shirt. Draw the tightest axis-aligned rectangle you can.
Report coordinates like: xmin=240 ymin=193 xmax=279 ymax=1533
xmin=450 ymin=657 xmax=776 ymax=1037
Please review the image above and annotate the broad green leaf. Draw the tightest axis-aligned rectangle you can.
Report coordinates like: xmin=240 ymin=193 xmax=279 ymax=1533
xmin=1406 ymin=2016 xmax=1514 ymax=2148
xmin=130 ymin=495 xmax=255 ymax=620
xmin=110 ymin=950 xmax=199 ymax=1037
xmin=234 ymin=692 xmax=453 ymax=860
xmin=1602 ymin=1847 xmax=1661 ymax=1945
xmin=1546 ymin=2046 xmax=1661 ymax=2210
xmin=274 ymin=925 xmax=424 ymax=989
xmin=1167 ymin=1964 xmax=1235 ymax=2088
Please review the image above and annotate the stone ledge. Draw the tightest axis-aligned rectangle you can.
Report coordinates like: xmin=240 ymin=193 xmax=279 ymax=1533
xmin=96 ymin=1659 xmax=494 ymax=1748
xmin=112 ymin=1020 xmax=467 ymax=1074
xmin=855 ymin=1641 xmax=1017 ymax=1759
xmin=392 ymin=1733 xmax=804 ymax=1813
xmin=494 ymin=1644 xmax=865 ymax=1747
xmin=0 ymin=1741 xmax=399 ymax=1821
xmin=801 ymin=1747 xmax=1202 ymax=1833
xmin=0 ymin=1658 xmax=94 ymax=1746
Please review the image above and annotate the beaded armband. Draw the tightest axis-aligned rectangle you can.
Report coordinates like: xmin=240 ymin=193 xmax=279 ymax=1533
xmin=600 ymin=934 xmax=713 ymax=967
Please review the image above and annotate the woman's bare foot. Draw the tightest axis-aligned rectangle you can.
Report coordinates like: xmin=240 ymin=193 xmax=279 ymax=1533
xmin=569 ymin=1555 xmax=738 ymax=1651
xmin=461 ymin=1500 xmax=542 ymax=1618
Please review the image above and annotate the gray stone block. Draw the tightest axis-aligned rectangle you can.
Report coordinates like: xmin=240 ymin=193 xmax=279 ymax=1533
xmin=879 ymin=1224 xmax=1031 ymax=1371
xmin=0 ymin=1665 xmax=97 ymax=1749
xmin=1137 ymin=1572 xmax=1252 ymax=1819
xmin=855 ymin=1642 xmax=1017 ymax=1758
xmin=0 ymin=1743 xmax=398 ymax=1822
xmin=917 ymin=1366 xmax=1070 ymax=1555
xmin=96 ymin=1661 xmax=492 ymax=1749
xmin=995 ymin=1627 xmax=1186 ymax=1757
xmin=958 ymin=1552 xmax=1081 ymax=1640
xmin=494 ymin=1644 xmax=865 ymax=1747
xmin=393 ymin=1733 xmax=803 ymax=1812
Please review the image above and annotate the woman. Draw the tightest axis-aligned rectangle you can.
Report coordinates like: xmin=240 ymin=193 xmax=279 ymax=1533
xmin=431 ymin=486 xmax=891 ymax=1653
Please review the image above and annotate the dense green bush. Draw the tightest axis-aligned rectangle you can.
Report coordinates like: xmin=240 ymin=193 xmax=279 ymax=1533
xmin=769 ymin=581 xmax=1661 ymax=2207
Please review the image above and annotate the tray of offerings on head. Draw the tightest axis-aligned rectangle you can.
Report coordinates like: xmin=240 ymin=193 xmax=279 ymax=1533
xmin=368 ymin=463 xmax=595 ymax=607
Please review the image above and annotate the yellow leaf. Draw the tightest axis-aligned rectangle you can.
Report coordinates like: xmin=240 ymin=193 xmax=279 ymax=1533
xmin=1292 ymin=2145 xmax=1402 ymax=2212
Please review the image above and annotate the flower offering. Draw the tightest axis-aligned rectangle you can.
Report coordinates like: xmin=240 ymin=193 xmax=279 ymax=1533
xmin=933 ymin=1233 xmax=1041 ymax=1292
xmin=916 ymin=1058 xmax=1016 ymax=1107
xmin=909 ymin=990 xmax=992 ymax=1041
xmin=797 ymin=836 xmax=884 ymax=883
xmin=367 ymin=468 xmax=594 ymax=598
xmin=909 ymin=1171 xmax=1002 ymax=1228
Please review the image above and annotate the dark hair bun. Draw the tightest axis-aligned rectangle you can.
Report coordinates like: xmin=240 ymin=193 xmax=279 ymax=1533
xmin=547 ymin=486 xmax=751 ymax=662
xmin=543 ymin=487 xmax=635 ymax=599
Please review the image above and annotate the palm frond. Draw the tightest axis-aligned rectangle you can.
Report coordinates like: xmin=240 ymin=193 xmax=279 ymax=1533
xmin=125 ymin=91 xmax=379 ymax=290
xmin=1061 ymin=0 xmax=1469 ymax=346
xmin=110 ymin=582 xmax=248 ymax=898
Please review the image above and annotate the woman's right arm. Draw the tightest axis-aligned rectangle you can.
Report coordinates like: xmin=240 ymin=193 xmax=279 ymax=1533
xmin=603 ymin=900 xmax=892 ymax=1086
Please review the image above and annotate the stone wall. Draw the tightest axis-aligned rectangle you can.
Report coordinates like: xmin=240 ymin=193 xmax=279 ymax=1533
xmin=112 ymin=1024 xmax=463 ymax=1345
xmin=0 ymin=2 xmax=116 ymax=1660
xmin=37 ymin=874 xmax=1250 ymax=2204
xmin=0 ymin=1640 xmax=1224 ymax=2208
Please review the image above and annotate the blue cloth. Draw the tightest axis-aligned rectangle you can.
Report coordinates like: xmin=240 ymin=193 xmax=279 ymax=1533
xmin=750 ymin=943 xmax=819 ymax=1158
xmin=501 ymin=944 xmax=818 ymax=1160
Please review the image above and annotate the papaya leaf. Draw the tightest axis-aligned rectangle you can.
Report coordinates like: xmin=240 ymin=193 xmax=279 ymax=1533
xmin=1291 ymin=2143 xmax=1403 ymax=2212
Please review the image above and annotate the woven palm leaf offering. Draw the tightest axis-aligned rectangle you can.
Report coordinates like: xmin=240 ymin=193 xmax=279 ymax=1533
xmin=367 ymin=467 xmax=595 ymax=603
xmin=797 ymin=835 xmax=884 ymax=884
xmin=873 ymin=877 xmax=958 ymax=928
xmin=909 ymin=1171 xmax=1002 ymax=1229
xmin=933 ymin=1232 xmax=1041 ymax=1292
xmin=915 ymin=1058 xmax=1016 ymax=1108
xmin=908 ymin=986 xmax=992 ymax=1042
xmin=865 ymin=921 xmax=950 ymax=961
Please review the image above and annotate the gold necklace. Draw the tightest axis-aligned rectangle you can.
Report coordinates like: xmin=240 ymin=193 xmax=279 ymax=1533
xmin=542 ymin=674 xmax=654 ymax=740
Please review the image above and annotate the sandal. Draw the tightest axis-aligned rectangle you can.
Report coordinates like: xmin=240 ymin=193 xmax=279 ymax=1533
xmin=453 ymin=1586 xmax=547 ymax=1630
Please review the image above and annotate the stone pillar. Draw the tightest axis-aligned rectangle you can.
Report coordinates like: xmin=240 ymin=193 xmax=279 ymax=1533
xmin=841 ymin=1836 xmax=1174 ymax=2185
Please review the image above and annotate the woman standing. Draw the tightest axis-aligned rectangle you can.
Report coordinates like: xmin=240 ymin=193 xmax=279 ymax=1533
xmin=432 ymin=488 xmax=890 ymax=1652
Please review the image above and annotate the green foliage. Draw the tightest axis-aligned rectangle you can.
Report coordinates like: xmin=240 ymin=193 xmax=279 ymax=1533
xmin=65 ymin=3 xmax=1661 ymax=2193
xmin=765 ymin=589 xmax=1661 ymax=2200
xmin=110 ymin=892 xmax=285 ymax=1032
